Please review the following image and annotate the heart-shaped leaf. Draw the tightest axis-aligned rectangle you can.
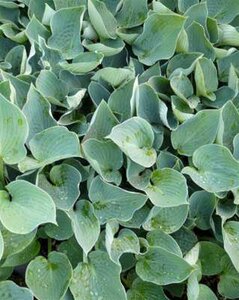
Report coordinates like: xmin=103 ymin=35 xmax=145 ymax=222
xmin=145 ymin=168 xmax=188 ymax=207
xmin=218 ymin=255 xmax=239 ymax=299
xmin=0 ymin=281 xmax=33 ymax=300
xmin=0 ymin=180 xmax=56 ymax=234
xmin=19 ymin=126 xmax=81 ymax=172
xmin=199 ymin=241 xmax=225 ymax=276
xmin=82 ymin=138 xmax=123 ymax=185
xmin=107 ymin=117 xmax=156 ymax=168
xmin=186 ymin=21 xmax=215 ymax=60
xmin=147 ymin=229 xmax=182 ymax=257
xmin=37 ymin=164 xmax=81 ymax=210
xmin=26 ymin=252 xmax=72 ymax=300
xmin=143 ymin=204 xmax=189 ymax=233
xmin=106 ymin=223 xmax=140 ymax=265
xmin=183 ymin=144 xmax=239 ymax=192
xmin=89 ymin=176 xmax=147 ymax=224
xmin=70 ymin=250 xmax=127 ymax=300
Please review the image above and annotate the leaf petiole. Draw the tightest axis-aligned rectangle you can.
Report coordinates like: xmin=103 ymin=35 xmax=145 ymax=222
xmin=0 ymin=158 xmax=5 ymax=190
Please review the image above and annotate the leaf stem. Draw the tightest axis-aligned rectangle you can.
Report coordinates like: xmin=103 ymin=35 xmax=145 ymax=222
xmin=0 ymin=158 xmax=5 ymax=190
xmin=47 ymin=238 xmax=52 ymax=254
xmin=83 ymin=252 xmax=88 ymax=263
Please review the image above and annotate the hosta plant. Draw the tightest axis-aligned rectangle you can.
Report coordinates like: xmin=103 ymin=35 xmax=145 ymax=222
xmin=0 ymin=0 xmax=239 ymax=299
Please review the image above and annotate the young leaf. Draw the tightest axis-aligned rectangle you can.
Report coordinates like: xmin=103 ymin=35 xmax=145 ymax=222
xmin=189 ymin=191 xmax=216 ymax=230
xmin=194 ymin=57 xmax=218 ymax=100
xmin=22 ymin=84 xmax=57 ymax=143
xmin=0 ymin=93 xmax=28 ymax=164
xmin=88 ymin=0 xmax=117 ymax=39
xmin=53 ymin=0 xmax=86 ymax=10
xmin=218 ymin=101 xmax=239 ymax=151
xmin=48 ymin=6 xmax=85 ymax=59
xmin=0 ymin=230 xmax=4 ymax=262
xmin=82 ymin=139 xmax=123 ymax=185
xmin=84 ymin=100 xmax=119 ymax=141
xmin=92 ymin=67 xmax=135 ymax=88
xmin=35 ymin=70 xmax=68 ymax=107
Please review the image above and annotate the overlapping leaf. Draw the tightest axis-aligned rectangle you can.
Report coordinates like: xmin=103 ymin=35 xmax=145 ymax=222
xmin=0 ymin=93 xmax=28 ymax=164
xmin=26 ymin=252 xmax=72 ymax=300
xmin=0 ymin=180 xmax=56 ymax=234
xmin=1 ymin=0 xmax=239 ymax=298
xmin=89 ymin=176 xmax=147 ymax=224
xmin=183 ymin=144 xmax=239 ymax=192
xmin=107 ymin=117 xmax=156 ymax=167
xmin=70 ymin=251 xmax=127 ymax=300
xmin=133 ymin=13 xmax=185 ymax=65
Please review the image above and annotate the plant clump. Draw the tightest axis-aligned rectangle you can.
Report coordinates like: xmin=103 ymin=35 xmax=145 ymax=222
xmin=0 ymin=0 xmax=239 ymax=299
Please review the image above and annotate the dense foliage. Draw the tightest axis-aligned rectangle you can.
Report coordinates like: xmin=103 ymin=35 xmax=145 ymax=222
xmin=0 ymin=0 xmax=239 ymax=299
